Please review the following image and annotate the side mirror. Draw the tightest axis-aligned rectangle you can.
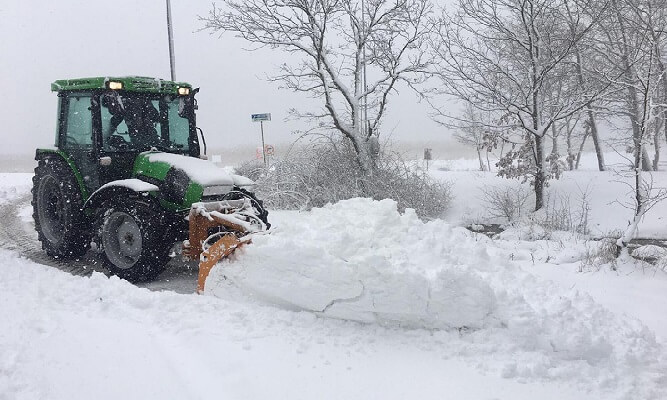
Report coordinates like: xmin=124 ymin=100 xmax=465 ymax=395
xmin=192 ymin=87 xmax=200 ymax=110
xmin=178 ymin=87 xmax=200 ymax=117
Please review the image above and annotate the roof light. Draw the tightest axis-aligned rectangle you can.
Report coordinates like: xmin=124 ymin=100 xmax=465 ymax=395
xmin=107 ymin=81 xmax=123 ymax=90
xmin=178 ymin=87 xmax=190 ymax=96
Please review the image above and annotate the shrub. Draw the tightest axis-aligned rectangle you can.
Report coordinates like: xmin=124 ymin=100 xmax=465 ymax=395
xmin=236 ymin=137 xmax=452 ymax=219
xmin=480 ymin=182 xmax=591 ymax=236
xmin=479 ymin=185 xmax=531 ymax=223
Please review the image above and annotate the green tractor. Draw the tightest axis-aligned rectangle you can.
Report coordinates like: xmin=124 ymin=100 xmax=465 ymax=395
xmin=33 ymin=76 xmax=269 ymax=282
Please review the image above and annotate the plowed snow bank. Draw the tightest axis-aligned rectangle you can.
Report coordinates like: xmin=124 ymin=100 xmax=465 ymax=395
xmin=208 ymin=198 xmax=496 ymax=329
xmin=206 ymin=199 xmax=666 ymax=397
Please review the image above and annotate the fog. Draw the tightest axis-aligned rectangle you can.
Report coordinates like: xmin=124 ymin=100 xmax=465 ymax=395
xmin=0 ymin=0 xmax=455 ymax=164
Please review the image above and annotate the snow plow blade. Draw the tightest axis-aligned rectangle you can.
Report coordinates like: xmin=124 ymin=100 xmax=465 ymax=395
xmin=182 ymin=199 xmax=267 ymax=294
xmin=197 ymin=233 xmax=247 ymax=294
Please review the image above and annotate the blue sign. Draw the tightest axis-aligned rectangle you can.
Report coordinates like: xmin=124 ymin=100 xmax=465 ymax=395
xmin=251 ymin=113 xmax=271 ymax=122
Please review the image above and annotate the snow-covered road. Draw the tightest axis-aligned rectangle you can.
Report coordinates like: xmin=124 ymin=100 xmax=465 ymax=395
xmin=0 ymin=250 xmax=650 ymax=400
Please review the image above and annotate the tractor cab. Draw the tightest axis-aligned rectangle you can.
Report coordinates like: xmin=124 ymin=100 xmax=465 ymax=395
xmin=51 ymin=76 xmax=201 ymax=192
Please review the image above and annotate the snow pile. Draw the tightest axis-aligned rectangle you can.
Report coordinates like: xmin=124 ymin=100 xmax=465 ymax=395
xmin=633 ymin=244 xmax=667 ymax=260
xmin=208 ymin=198 xmax=497 ymax=329
xmin=207 ymin=198 xmax=666 ymax=397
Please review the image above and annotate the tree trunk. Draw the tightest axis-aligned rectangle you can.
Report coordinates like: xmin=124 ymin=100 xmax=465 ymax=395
xmin=642 ymin=147 xmax=653 ymax=171
xmin=652 ymin=37 xmax=667 ymax=171
xmin=653 ymin=114 xmax=661 ymax=170
xmin=477 ymin=147 xmax=485 ymax=171
xmin=617 ymin=205 xmax=646 ymax=248
xmin=351 ymin=135 xmax=375 ymax=177
xmin=551 ymin=122 xmax=559 ymax=157
xmin=618 ymin=134 xmax=646 ymax=248
xmin=575 ymin=130 xmax=590 ymax=170
xmin=534 ymin=135 xmax=545 ymax=211
xmin=586 ymin=107 xmax=605 ymax=171
xmin=571 ymin=34 xmax=605 ymax=171
xmin=566 ymin=118 xmax=574 ymax=170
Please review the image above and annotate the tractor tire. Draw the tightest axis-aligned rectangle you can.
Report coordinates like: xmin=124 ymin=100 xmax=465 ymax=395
xmin=224 ymin=187 xmax=271 ymax=229
xmin=96 ymin=198 xmax=172 ymax=282
xmin=32 ymin=158 xmax=91 ymax=259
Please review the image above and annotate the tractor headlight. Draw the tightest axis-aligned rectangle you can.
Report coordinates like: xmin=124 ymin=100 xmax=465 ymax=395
xmin=203 ymin=185 xmax=233 ymax=197
xmin=107 ymin=81 xmax=123 ymax=90
xmin=178 ymin=87 xmax=190 ymax=96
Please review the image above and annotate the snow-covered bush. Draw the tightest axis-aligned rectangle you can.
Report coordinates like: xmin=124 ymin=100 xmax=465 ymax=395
xmin=480 ymin=185 xmax=531 ymax=223
xmin=482 ymin=183 xmax=592 ymax=238
xmin=236 ymin=138 xmax=452 ymax=219
xmin=533 ymin=190 xmax=591 ymax=235
xmin=580 ymin=238 xmax=619 ymax=272
xmin=233 ymin=159 xmax=265 ymax=182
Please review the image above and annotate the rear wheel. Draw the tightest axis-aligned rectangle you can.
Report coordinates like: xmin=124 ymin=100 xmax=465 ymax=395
xmin=97 ymin=199 xmax=172 ymax=282
xmin=32 ymin=158 xmax=90 ymax=258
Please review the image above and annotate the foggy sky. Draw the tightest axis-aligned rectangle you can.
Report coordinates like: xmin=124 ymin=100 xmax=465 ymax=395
xmin=0 ymin=0 xmax=451 ymax=156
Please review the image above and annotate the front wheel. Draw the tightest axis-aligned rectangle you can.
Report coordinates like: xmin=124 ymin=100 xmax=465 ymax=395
xmin=97 ymin=199 xmax=172 ymax=282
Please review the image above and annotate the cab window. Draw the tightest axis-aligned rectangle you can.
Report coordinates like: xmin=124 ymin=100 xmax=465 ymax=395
xmin=63 ymin=94 xmax=93 ymax=148
xmin=99 ymin=92 xmax=190 ymax=153
xmin=167 ymin=98 xmax=190 ymax=150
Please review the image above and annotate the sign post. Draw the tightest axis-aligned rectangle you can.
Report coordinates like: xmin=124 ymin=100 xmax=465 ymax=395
xmin=424 ymin=148 xmax=432 ymax=171
xmin=251 ymin=113 xmax=271 ymax=167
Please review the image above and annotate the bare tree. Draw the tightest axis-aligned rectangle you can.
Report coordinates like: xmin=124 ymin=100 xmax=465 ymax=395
xmin=563 ymin=0 xmax=607 ymax=171
xmin=201 ymin=0 xmax=433 ymax=175
xmin=597 ymin=0 xmax=655 ymax=172
xmin=452 ymin=102 xmax=492 ymax=171
xmin=430 ymin=0 xmax=607 ymax=211
xmin=592 ymin=0 xmax=667 ymax=249
xmin=637 ymin=0 xmax=667 ymax=171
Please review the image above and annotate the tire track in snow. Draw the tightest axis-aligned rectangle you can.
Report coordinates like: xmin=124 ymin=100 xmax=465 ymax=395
xmin=0 ymin=194 xmax=198 ymax=294
xmin=0 ymin=194 xmax=104 ymax=277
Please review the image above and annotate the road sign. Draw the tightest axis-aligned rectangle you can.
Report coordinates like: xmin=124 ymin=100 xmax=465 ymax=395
xmin=424 ymin=148 xmax=432 ymax=160
xmin=251 ymin=113 xmax=271 ymax=166
xmin=424 ymin=148 xmax=433 ymax=171
xmin=251 ymin=113 xmax=271 ymax=122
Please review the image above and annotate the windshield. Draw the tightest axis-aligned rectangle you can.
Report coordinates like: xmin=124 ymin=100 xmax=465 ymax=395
xmin=100 ymin=92 xmax=192 ymax=153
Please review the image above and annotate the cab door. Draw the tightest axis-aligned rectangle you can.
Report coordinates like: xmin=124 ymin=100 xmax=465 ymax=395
xmin=97 ymin=93 xmax=141 ymax=183
xmin=59 ymin=93 xmax=100 ymax=193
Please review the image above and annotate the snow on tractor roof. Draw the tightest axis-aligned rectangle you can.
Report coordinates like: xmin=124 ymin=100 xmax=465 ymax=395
xmin=50 ymin=76 xmax=192 ymax=94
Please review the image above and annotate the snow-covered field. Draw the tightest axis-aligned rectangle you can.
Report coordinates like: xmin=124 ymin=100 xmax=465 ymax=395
xmin=1 ymin=155 xmax=667 ymax=400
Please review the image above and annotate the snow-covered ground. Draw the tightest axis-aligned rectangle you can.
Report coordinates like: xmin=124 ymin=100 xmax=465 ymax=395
xmin=1 ymin=156 xmax=667 ymax=400
xmin=2 ymin=249 xmax=633 ymax=400
xmin=431 ymin=151 xmax=667 ymax=238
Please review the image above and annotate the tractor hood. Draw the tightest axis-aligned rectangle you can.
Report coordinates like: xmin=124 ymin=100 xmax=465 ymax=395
xmin=134 ymin=151 xmax=254 ymax=190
